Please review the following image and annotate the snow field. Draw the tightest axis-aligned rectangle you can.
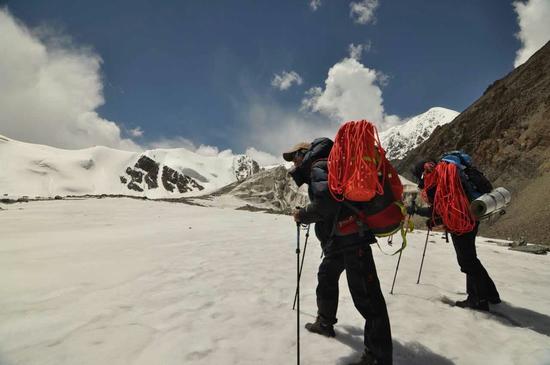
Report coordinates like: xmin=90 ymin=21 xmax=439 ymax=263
xmin=0 ymin=199 xmax=549 ymax=364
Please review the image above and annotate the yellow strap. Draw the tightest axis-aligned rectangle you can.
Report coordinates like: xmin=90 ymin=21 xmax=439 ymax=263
xmin=374 ymin=202 xmax=414 ymax=256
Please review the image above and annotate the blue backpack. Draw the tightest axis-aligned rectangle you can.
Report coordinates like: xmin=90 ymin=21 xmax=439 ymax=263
xmin=440 ymin=151 xmax=493 ymax=200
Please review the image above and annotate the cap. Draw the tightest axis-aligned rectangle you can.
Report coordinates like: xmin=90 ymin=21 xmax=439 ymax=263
xmin=282 ymin=142 xmax=311 ymax=162
xmin=411 ymin=158 xmax=436 ymax=182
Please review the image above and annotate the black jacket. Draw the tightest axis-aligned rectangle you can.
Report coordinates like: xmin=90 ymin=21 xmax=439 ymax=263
xmin=290 ymin=138 xmax=376 ymax=254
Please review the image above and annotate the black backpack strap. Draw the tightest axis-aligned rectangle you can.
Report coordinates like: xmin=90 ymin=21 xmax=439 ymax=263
xmin=328 ymin=204 xmax=342 ymax=241
xmin=342 ymin=201 xmax=367 ymax=237
xmin=320 ymin=204 xmax=342 ymax=258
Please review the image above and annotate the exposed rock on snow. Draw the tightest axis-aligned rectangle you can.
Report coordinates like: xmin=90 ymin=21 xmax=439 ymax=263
xmin=194 ymin=166 xmax=309 ymax=213
xmin=0 ymin=134 xmax=260 ymax=199
xmin=161 ymin=165 xmax=204 ymax=193
xmin=233 ymin=155 xmax=260 ymax=182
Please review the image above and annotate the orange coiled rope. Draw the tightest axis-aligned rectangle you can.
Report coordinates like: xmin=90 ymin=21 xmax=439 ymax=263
xmin=328 ymin=120 xmax=385 ymax=202
xmin=424 ymin=162 xmax=475 ymax=234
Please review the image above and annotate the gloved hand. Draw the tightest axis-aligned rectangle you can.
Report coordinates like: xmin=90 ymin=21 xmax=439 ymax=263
xmin=406 ymin=204 xmax=417 ymax=216
xmin=293 ymin=209 xmax=302 ymax=223
xmin=426 ymin=216 xmax=443 ymax=230
xmin=426 ymin=218 xmax=435 ymax=230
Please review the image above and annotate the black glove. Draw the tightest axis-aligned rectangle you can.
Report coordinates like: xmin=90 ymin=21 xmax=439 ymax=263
xmin=426 ymin=216 xmax=443 ymax=230
xmin=406 ymin=204 xmax=417 ymax=216
xmin=426 ymin=218 xmax=435 ymax=230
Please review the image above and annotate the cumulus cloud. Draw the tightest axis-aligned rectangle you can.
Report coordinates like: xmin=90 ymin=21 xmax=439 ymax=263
xmin=0 ymin=9 xmax=140 ymax=151
xmin=240 ymin=47 xmax=402 ymax=156
xmin=271 ymin=70 xmax=303 ymax=91
xmin=513 ymin=0 xmax=550 ymax=67
xmin=245 ymin=147 xmax=281 ymax=166
xmin=301 ymin=56 xmax=399 ymax=130
xmin=309 ymin=0 xmax=322 ymax=11
xmin=350 ymin=0 xmax=379 ymax=25
xmin=240 ymin=98 xmax=338 ymax=158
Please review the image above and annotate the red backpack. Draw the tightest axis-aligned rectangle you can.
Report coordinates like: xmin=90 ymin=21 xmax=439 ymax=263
xmin=328 ymin=120 xmax=405 ymax=238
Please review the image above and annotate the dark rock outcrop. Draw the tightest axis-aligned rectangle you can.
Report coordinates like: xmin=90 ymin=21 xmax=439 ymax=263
xmin=134 ymin=156 xmax=159 ymax=189
xmin=161 ymin=165 xmax=204 ymax=193
xmin=122 ymin=155 xmax=204 ymax=195
xmin=125 ymin=166 xmax=143 ymax=184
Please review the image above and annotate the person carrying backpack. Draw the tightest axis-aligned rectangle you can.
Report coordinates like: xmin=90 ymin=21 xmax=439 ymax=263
xmin=408 ymin=152 xmax=501 ymax=311
xmin=283 ymin=135 xmax=393 ymax=365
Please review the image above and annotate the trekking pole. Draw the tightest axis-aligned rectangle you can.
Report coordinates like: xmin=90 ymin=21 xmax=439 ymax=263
xmin=295 ymin=222 xmax=301 ymax=365
xmin=392 ymin=199 xmax=416 ymax=294
xmin=293 ymin=224 xmax=310 ymax=310
xmin=390 ymin=249 xmax=403 ymax=294
xmin=416 ymin=228 xmax=431 ymax=284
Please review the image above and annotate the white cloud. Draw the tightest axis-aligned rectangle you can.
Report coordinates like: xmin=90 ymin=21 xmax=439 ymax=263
xmin=513 ymin=0 xmax=550 ymax=67
xmin=350 ymin=0 xmax=379 ymax=25
xmin=309 ymin=0 xmax=322 ymax=11
xmin=195 ymin=144 xmax=220 ymax=157
xmin=245 ymin=147 xmax=281 ymax=166
xmin=375 ymin=70 xmax=390 ymax=87
xmin=348 ymin=41 xmax=372 ymax=60
xmin=240 ymin=99 xmax=338 ymax=158
xmin=301 ymin=57 xmax=399 ymax=130
xmin=129 ymin=127 xmax=144 ymax=137
xmin=146 ymin=137 xmax=197 ymax=150
xmin=0 ymin=9 xmax=140 ymax=151
xmin=271 ymin=70 xmax=303 ymax=91
xmin=240 ymin=48 xmax=402 ymax=156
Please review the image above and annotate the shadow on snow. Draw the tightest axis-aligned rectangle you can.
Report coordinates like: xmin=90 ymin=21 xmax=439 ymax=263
xmin=491 ymin=301 xmax=550 ymax=337
xmin=334 ymin=325 xmax=455 ymax=365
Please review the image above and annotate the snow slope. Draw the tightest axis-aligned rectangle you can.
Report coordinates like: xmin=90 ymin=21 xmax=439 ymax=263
xmin=0 ymin=134 xmax=258 ymax=199
xmin=379 ymin=107 xmax=459 ymax=160
xmin=1 ymin=199 xmax=549 ymax=365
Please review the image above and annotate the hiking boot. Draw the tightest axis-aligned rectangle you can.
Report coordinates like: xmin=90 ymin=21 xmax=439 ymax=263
xmin=455 ymin=298 xmax=489 ymax=311
xmin=305 ymin=317 xmax=335 ymax=337
xmin=348 ymin=350 xmax=377 ymax=365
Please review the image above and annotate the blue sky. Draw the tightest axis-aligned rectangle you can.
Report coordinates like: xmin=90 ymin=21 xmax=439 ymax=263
xmin=0 ymin=0 xmax=549 ymax=163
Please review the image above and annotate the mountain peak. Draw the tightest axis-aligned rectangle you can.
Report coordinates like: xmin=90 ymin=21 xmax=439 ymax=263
xmin=379 ymin=107 xmax=459 ymax=160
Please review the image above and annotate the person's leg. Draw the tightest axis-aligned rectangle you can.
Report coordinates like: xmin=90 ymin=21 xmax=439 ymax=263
xmin=345 ymin=246 xmax=392 ymax=365
xmin=484 ymin=266 xmax=501 ymax=303
xmin=451 ymin=225 xmax=499 ymax=306
xmin=452 ymin=231 xmax=482 ymax=300
xmin=315 ymin=252 xmax=345 ymax=324
xmin=305 ymin=252 xmax=345 ymax=337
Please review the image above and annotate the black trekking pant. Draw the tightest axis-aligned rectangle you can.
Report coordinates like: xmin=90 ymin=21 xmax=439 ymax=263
xmin=451 ymin=225 xmax=500 ymax=303
xmin=316 ymin=244 xmax=392 ymax=364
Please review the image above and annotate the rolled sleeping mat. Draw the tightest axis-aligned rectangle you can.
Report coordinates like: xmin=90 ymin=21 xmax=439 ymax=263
xmin=470 ymin=187 xmax=511 ymax=219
